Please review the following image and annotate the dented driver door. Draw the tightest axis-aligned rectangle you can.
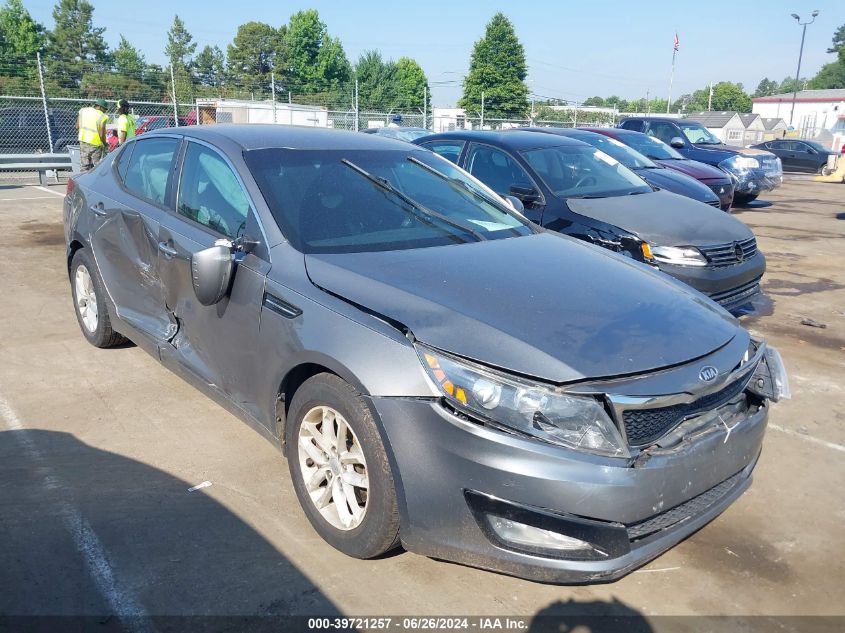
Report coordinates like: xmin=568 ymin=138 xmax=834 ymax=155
xmin=156 ymin=140 xmax=269 ymax=424
xmin=88 ymin=137 xmax=181 ymax=349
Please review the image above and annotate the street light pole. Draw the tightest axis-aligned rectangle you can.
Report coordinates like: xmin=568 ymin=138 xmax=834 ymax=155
xmin=789 ymin=10 xmax=819 ymax=128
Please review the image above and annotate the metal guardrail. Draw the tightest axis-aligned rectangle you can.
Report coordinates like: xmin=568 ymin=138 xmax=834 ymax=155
xmin=0 ymin=153 xmax=73 ymax=185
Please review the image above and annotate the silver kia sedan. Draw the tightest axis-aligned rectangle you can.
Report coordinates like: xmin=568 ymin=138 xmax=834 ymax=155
xmin=63 ymin=125 xmax=789 ymax=583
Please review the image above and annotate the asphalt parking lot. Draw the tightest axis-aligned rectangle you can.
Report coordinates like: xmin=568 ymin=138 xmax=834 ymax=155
xmin=0 ymin=178 xmax=843 ymax=629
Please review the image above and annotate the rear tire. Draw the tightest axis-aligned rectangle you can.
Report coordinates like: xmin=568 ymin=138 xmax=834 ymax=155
xmin=70 ymin=249 xmax=126 ymax=348
xmin=286 ymin=373 xmax=400 ymax=559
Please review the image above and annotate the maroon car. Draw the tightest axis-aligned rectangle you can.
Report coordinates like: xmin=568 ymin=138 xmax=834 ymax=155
xmin=584 ymin=127 xmax=735 ymax=211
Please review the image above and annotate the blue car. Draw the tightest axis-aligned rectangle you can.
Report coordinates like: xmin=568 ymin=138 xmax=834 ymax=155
xmin=619 ymin=117 xmax=782 ymax=205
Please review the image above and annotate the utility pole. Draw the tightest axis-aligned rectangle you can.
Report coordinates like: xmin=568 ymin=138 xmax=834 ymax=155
xmin=170 ymin=64 xmax=179 ymax=126
xmin=354 ymin=79 xmax=359 ymax=132
xmin=789 ymin=10 xmax=819 ymax=128
xmin=667 ymin=32 xmax=679 ymax=114
xmin=646 ymin=90 xmax=651 ymax=116
xmin=573 ymin=101 xmax=578 ymax=127
xmin=36 ymin=52 xmax=53 ymax=153
xmin=423 ymin=85 xmax=428 ymax=130
xmin=480 ymin=92 xmax=484 ymax=129
xmin=707 ymin=82 xmax=713 ymax=111
xmin=271 ymin=73 xmax=277 ymax=124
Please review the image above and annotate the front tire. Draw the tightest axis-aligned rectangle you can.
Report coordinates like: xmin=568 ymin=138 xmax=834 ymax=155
xmin=286 ymin=373 xmax=400 ymax=559
xmin=733 ymin=193 xmax=758 ymax=206
xmin=70 ymin=249 xmax=126 ymax=348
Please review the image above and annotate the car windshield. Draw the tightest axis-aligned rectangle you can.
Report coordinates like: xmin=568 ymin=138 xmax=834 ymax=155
xmin=520 ymin=145 xmax=652 ymax=199
xmin=615 ymin=132 xmax=684 ymax=160
xmin=570 ymin=133 xmax=657 ymax=169
xmin=679 ymin=122 xmax=721 ymax=145
xmin=244 ymin=148 xmax=533 ymax=254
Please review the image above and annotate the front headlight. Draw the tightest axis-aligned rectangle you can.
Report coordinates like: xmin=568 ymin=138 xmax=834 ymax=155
xmin=651 ymin=245 xmax=708 ymax=267
xmin=719 ymin=155 xmax=759 ymax=172
xmin=417 ymin=346 xmax=629 ymax=458
xmin=749 ymin=345 xmax=791 ymax=402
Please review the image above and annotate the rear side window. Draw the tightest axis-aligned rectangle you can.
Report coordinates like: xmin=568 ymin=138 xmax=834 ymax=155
xmin=177 ymin=143 xmax=251 ymax=239
xmin=646 ymin=122 xmax=680 ymax=144
xmin=123 ymin=137 xmax=179 ymax=205
xmin=419 ymin=140 xmax=465 ymax=165
xmin=114 ymin=143 xmax=135 ymax=182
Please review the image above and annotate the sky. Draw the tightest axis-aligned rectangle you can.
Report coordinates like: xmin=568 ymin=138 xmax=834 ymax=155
xmin=22 ymin=0 xmax=845 ymax=108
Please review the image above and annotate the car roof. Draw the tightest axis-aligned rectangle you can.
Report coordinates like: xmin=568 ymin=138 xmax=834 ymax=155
xmin=416 ymin=129 xmax=588 ymax=150
xmin=146 ymin=124 xmax=415 ymax=151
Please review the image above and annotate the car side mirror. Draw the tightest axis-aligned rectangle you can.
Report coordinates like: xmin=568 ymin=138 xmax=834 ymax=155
xmin=669 ymin=136 xmax=685 ymax=148
xmin=502 ymin=195 xmax=524 ymax=213
xmin=509 ymin=185 xmax=542 ymax=205
xmin=191 ymin=241 xmax=234 ymax=306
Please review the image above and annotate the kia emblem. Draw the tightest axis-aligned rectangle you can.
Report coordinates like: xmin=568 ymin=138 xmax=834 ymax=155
xmin=734 ymin=243 xmax=744 ymax=261
xmin=699 ymin=366 xmax=718 ymax=382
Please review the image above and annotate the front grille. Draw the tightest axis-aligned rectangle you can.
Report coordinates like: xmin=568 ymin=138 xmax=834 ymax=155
xmin=626 ymin=470 xmax=743 ymax=541
xmin=699 ymin=237 xmax=757 ymax=267
xmin=705 ymin=200 xmax=720 ymax=208
xmin=710 ymin=276 xmax=762 ymax=307
xmin=622 ymin=377 xmax=748 ymax=446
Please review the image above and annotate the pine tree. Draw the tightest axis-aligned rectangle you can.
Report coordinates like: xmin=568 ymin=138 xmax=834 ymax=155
xmin=354 ymin=50 xmax=396 ymax=110
xmin=286 ymin=9 xmax=350 ymax=94
xmin=226 ymin=22 xmax=283 ymax=93
xmin=393 ymin=57 xmax=428 ymax=111
xmin=165 ymin=15 xmax=196 ymax=71
xmin=45 ymin=0 xmax=111 ymax=89
xmin=459 ymin=13 xmax=529 ymax=119
xmin=114 ymin=35 xmax=145 ymax=78
xmin=195 ymin=45 xmax=225 ymax=90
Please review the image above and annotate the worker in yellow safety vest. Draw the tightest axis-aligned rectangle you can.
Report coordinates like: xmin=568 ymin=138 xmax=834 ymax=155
xmin=76 ymin=98 xmax=108 ymax=172
xmin=115 ymin=98 xmax=136 ymax=146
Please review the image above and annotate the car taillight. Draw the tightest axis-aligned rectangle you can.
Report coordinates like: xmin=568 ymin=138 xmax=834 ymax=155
xmin=66 ymin=178 xmax=75 ymax=196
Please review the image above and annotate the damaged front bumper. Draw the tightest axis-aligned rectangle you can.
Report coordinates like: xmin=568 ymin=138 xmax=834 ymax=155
xmin=368 ymin=343 xmax=781 ymax=584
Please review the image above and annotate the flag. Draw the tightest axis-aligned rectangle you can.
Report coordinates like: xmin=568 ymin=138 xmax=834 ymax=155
xmin=673 ymin=32 xmax=680 ymax=52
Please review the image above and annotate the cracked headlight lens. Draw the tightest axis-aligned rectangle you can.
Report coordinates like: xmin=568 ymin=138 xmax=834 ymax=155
xmin=418 ymin=346 xmax=628 ymax=458
xmin=651 ymin=245 xmax=708 ymax=267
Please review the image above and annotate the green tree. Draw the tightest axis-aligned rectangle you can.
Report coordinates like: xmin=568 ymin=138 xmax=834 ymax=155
xmin=226 ymin=22 xmax=284 ymax=92
xmin=285 ymin=9 xmax=352 ymax=93
xmin=165 ymin=15 xmax=196 ymax=71
xmin=45 ymin=0 xmax=110 ymax=89
xmin=810 ymin=23 xmax=845 ymax=89
xmin=778 ymin=76 xmax=810 ymax=94
xmin=459 ymin=13 xmax=528 ymax=119
xmin=393 ymin=57 xmax=428 ymax=111
xmin=113 ymin=35 xmax=145 ymax=78
xmin=195 ymin=44 xmax=225 ymax=89
xmin=0 ymin=0 xmax=45 ymax=73
xmin=753 ymin=77 xmax=779 ymax=97
xmin=355 ymin=50 xmax=396 ymax=109
xmin=582 ymin=96 xmax=605 ymax=107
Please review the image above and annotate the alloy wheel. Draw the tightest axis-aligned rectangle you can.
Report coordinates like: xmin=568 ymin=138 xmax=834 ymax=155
xmin=74 ymin=265 xmax=98 ymax=333
xmin=297 ymin=406 xmax=369 ymax=530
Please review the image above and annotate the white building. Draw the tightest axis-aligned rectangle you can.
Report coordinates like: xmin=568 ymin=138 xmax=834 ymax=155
xmin=752 ymin=89 xmax=845 ymax=150
xmin=738 ymin=113 xmax=765 ymax=146
xmin=684 ymin=111 xmax=746 ymax=146
xmin=431 ymin=107 xmax=470 ymax=132
xmin=196 ymin=99 xmax=329 ymax=128
xmin=760 ymin=117 xmax=788 ymax=141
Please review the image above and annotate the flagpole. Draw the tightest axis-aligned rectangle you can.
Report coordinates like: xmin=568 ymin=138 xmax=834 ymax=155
xmin=666 ymin=47 xmax=676 ymax=114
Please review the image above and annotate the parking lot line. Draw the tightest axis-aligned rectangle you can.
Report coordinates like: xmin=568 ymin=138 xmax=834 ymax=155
xmin=0 ymin=395 xmax=156 ymax=632
xmin=34 ymin=185 xmax=65 ymax=197
xmin=0 ymin=196 xmax=58 ymax=201
xmin=769 ymin=423 xmax=845 ymax=453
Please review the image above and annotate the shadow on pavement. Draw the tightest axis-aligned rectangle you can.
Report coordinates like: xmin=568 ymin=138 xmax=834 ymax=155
xmin=0 ymin=429 xmax=339 ymax=630
xmin=528 ymin=597 xmax=653 ymax=633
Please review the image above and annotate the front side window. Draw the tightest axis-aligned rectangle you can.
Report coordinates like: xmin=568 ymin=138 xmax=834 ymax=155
xmin=521 ymin=145 xmax=652 ymax=199
xmin=420 ymin=140 xmax=465 ymax=165
xmin=123 ymin=137 xmax=179 ymax=205
xmin=178 ymin=143 xmax=251 ymax=239
xmin=244 ymin=148 xmax=532 ymax=254
xmin=464 ymin=144 xmax=534 ymax=196
xmin=646 ymin=122 xmax=681 ymax=145
xmin=678 ymin=122 xmax=722 ymax=145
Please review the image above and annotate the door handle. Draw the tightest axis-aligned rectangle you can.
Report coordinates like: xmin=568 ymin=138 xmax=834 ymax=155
xmin=158 ymin=241 xmax=179 ymax=258
xmin=90 ymin=202 xmax=106 ymax=216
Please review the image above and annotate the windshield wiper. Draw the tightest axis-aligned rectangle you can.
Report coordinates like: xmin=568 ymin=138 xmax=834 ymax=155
xmin=341 ymin=159 xmax=487 ymax=242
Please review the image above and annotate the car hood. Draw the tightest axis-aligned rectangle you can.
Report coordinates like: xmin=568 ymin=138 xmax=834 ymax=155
xmin=654 ymin=158 xmax=730 ymax=181
xmin=636 ymin=167 xmax=718 ymax=202
xmin=566 ymin=190 xmax=753 ymax=246
xmin=691 ymin=144 xmax=775 ymax=161
xmin=304 ymin=233 xmax=739 ymax=383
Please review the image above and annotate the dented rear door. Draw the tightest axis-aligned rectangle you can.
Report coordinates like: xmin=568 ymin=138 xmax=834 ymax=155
xmin=89 ymin=136 xmax=181 ymax=344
